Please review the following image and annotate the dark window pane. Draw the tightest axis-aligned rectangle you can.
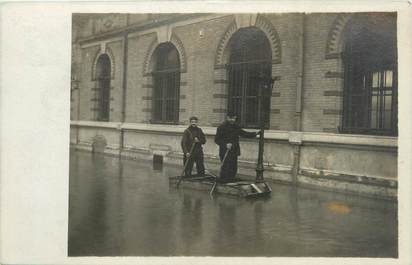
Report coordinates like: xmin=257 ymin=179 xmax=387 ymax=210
xmin=152 ymin=43 xmax=180 ymax=123
xmin=96 ymin=54 xmax=111 ymax=121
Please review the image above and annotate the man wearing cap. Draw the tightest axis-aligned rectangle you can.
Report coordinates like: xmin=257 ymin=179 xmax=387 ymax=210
xmin=181 ymin=116 xmax=206 ymax=178
xmin=214 ymin=112 xmax=260 ymax=183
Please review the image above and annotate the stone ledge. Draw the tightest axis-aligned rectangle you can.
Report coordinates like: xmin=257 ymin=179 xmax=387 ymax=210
xmin=298 ymin=175 xmax=397 ymax=200
xmin=71 ymin=120 xmax=121 ymax=129
xmin=300 ymin=168 xmax=397 ymax=188
xmin=70 ymin=121 xmax=398 ymax=148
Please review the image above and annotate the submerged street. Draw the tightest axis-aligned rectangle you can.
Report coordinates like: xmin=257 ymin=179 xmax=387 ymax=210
xmin=68 ymin=150 xmax=397 ymax=257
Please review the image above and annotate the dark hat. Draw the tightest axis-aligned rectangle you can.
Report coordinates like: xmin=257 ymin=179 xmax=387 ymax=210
xmin=189 ymin=116 xmax=199 ymax=121
xmin=226 ymin=111 xmax=237 ymax=118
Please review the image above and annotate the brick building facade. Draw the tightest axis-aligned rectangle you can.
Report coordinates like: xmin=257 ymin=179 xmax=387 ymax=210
xmin=70 ymin=13 xmax=398 ymax=198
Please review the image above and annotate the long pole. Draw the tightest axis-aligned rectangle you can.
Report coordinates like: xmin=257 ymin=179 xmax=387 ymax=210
xmin=120 ymin=32 xmax=128 ymax=156
xmin=210 ymin=148 xmax=231 ymax=195
xmin=176 ymin=142 xmax=196 ymax=188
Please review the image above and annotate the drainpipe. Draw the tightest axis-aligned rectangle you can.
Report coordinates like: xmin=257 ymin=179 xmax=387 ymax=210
xmin=119 ymin=32 xmax=128 ymax=156
xmin=291 ymin=14 xmax=306 ymax=184
xmin=296 ymin=13 xmax=305 ymax=131
xmin=76 ymin=77 xmax=80 ymax=144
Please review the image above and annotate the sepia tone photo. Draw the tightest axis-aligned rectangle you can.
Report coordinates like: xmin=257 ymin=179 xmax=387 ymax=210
xmin=69 ymin=13 xmax=398 ymax=257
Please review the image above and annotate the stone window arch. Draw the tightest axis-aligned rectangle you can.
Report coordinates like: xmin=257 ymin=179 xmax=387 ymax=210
xmin=215 ymin=15 xmax=281 ymax=68
xmin=92 ymin=47 xmax=116 ymax=81
xmin=143 ymin=33 xmax=187 ymax=76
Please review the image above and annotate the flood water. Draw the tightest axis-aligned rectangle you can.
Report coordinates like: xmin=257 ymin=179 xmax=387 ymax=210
xmin=68 ymin=150 xmax=398 ymax=257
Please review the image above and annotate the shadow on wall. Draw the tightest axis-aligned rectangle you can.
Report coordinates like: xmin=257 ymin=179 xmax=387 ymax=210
xmin=92 ymin=135 xmax=107 ymax=153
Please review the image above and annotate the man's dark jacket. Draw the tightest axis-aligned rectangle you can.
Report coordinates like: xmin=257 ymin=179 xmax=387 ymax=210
xmin=214 ymin=122 xmax=256 ymax=157
xmin=181 ymin=126 xmax=206 ymax=154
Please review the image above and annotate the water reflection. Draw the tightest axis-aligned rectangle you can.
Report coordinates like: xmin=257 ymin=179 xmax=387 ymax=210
xmin=69 ymin=150 xmax=397 ymax=257
xmin=180 ymin=194 xmax=203 ymax=253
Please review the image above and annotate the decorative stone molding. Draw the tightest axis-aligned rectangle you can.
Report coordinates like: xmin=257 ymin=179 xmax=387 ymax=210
xmin=325 ymin=14 xmax=353 ymax=59
xmin=213 ymin=93 xmax=227 ymax=99
xmin=234 ymin=14 xmax=258 ymax=29
xmin=323 ymin=109 xmax=342 ymax=115
xmin=213 ymin=79 xmax=228 ymax=84
xmin=324 ymin=91 xmax=343 ymax=97
xmin=288 ymin=131 xmax=303 ymax=145
xmin=214 ymin=14 xmax=282 ymax=67
xmin=91 ymin=46 xmax=116 ymax=81
xmin=156 ymin=25 xmax=172 ymax=43
xmin=170 ymin=33 xmax=187 ymax=72
xmin=254 ymin=15 xmax=282 ymax=64
xmin=325 ymin=71 xmax=344 ymax=78
xmin=214 ymin=20 xmax=238 ymax=67
xmin=213 ymin=108 xmax=226 ymax=113
xmin=142 ymin=35 xmax=158 ymax=75
xmin=143 ymin=32 xmax=187 ymax=75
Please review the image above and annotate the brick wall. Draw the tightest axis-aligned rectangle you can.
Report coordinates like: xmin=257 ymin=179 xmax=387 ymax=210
xmin=174 ymin=15 xmax=234 ymax=126
xmin=72 ymin=13 xmax=392 ymax=133
xmin=265 ymin=14 xmax=301 ymax=131
xmin=106 ymin=40 xmax=124 ymax=122
xmin=302 ymin=14 xmax=343 ymax=133
xmin=126 ymin=33 xmax=157 ymax=123
xmin=79 ymin=45 xmax=100 ymax=120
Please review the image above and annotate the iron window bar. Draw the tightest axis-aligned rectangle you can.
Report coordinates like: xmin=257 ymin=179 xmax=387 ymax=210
xmin=226 ymin=59 xmax=272 ymax=129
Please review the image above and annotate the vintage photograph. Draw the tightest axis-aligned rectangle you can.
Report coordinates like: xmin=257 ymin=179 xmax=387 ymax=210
xmin=69 ymin=12 xmax=398 ymax=257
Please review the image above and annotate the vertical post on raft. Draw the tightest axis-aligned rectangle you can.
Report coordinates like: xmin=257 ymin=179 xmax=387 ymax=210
xmin=255 ymin=75 xmax=275 ymax=183
xmin=255 ymin=128 xmax=265 ymax=183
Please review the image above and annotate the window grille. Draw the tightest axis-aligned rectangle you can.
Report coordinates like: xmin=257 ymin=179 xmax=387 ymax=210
xmin=152 ymin=43 xmax=180 ymax=124
xmin=226 ymin=27 xmax=272 ymax=128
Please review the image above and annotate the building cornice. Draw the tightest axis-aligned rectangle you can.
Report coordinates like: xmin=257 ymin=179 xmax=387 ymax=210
xmin=77 ymin=13 xmax=210 ymax=46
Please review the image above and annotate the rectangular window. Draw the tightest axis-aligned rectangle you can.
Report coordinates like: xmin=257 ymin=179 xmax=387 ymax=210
xmin=227 ymin=61 xmax=271 ymax=128
xmin=98 ymin=78 xmax=110 ymax=121
xmin=342 ymin=68 xmax=397 ymax=135
xmin=152 ymin=70 xmax=180 ymax=124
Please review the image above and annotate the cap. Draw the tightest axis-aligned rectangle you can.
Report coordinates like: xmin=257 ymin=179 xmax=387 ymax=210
xmin=226 ymin=111 xmax=237 ymax=118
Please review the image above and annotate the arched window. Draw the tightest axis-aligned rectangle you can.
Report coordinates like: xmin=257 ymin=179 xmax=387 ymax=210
xmin=152 ymin=43 xmax=180 ymax=124
xmin=227 ymin=27 xmax=272 ymax=128
xmin=95 ymin=54 xmax=111 ymax=121
xmin=342 ymin=14 xmax=397 ymax=135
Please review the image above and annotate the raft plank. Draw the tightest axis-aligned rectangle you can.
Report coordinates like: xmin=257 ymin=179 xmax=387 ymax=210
xmin=169 ymin=175 xmax=271 ymax=198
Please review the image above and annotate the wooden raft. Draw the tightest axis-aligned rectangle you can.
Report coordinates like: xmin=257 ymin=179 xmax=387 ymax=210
xmin=169 ymin=174 xmax=272 ymax=198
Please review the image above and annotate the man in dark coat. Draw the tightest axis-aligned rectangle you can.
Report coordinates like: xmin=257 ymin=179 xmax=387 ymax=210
xmin=214 ymin=112 xmax=260 ymax=183
xmin=181 ymin=116 xmax=206 ymax=177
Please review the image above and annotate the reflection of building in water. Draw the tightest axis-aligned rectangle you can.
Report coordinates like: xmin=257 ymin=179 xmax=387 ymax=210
xmin=70 ymin=13 xmax=397 ymax=198
xmin=179 ymin=193 xmax=203 ymax=253
xmin=213 ymin=200 xmax=237 ymax=255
